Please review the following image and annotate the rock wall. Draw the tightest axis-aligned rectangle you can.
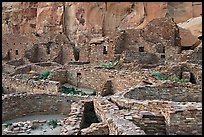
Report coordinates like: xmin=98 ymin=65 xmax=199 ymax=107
xmin=165 ymin=110 xmax=202 ymax=135
xmin=2 ymin=93 xmax=89 ymax=121
xmin=124 ymin=84 xmax=202 ymax=102
xmin=2 ymin=2 xmax=202 ymax=45
xmin=67 ymin=66 xmax=142 ymax=93
xmin=2 ymin=75 xmax=60 ymax=94
xmin=60 ymin=101 xmax=84 ymax=135
xmin=81 ymin=122 xmax=109 ymax=135
xmin=93 ymin=96 xmax=146 ymax=135
xmin=110 ymin=90 xmax=202 ymax=135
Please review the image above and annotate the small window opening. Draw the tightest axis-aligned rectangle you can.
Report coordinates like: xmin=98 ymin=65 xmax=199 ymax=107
xmin=162 ymin=47 xmax=165 ymax=53
xmin=7 ymin=51 xmax=11 ymax=60
xmin=46 ymin=43 xmax=52 ymax=54
xmin=77 ymin=73 xmax=81 ymax=77
xmin=47 ymin=47 xmax=50 ymax=54
xmin=161 ymin=54 xmax=165 ymax=59
xmin=139 ymin=47 xmax=144 ymax=52
xmin=15 ymin=50 xmax=18 ymax=55
xmin=190 ymin=72 xmax=197 ymax=84
xmin=103 ymin=46 xmax=108 ymax=54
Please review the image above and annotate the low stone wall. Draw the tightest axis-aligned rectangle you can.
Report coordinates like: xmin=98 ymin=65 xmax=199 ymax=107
xmin=47 ymin=69 xmax=68 ymax=84
xmin=67 ymin=65 xmax=142 ymax=93
xmin=93 ymin=97 xmax=146 ymax=135
xmin=124 ymin=84 xmax=201 ymax=102
xmin=2 ymin=93 xmax=90 ymax=122
xmin=12 ymin=64 xmax=31 ymax=76
xmin=132 ymin=111 xmax=166 ymax=135
xmin=164 ymin=107 xmax=202 ymax=135
xmin=2 ymin=75 xmax=61 ymax=94
xmin=60 ymin=101 xmax=85 ymax=135
xmin=6 ymin=58 xmax=25 ymax=67
xmin=110 ymin=90 xmax=202 ymax=135
xmin=81 ymin=122 xmax=109 ymax=135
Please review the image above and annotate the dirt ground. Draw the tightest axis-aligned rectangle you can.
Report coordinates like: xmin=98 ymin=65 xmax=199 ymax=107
xmin=2 ymin=114 xmax=66 ymax=135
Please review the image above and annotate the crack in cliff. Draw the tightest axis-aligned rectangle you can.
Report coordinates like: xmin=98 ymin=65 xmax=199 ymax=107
xmin=62 ymin=2 xmax=72 ymax=43
xmin=102 ymin=2 xmax=107 ymax=36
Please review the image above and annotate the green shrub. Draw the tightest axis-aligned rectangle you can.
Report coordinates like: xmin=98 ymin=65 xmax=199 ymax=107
xmin=2 ymin=123 xmax=12 ymax=128
xmin=91 ymin=90 xmax=96 ymax=96
xmin=47 ymin=119 xmax=59 ymax=128
xmin=167 ymin=74 xmax=180 ymax=82
xmin=149 ymin=70 xmax=167 ymax=80
xmin=34 ymin=70 xmax=51 ymax=81
xmin=149 ymin=71 xmax=188 ymax=83
xmin=4 ymin=71 xmax=10 ymax=74
xmin=99 ymin=61 xmax=118 ymax=69
xmin=61 ymin=86 xmax=84 ymax=95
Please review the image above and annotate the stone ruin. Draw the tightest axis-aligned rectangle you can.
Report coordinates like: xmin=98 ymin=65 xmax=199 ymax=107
xmin=2 ymin=2 xmax=202 ymax=135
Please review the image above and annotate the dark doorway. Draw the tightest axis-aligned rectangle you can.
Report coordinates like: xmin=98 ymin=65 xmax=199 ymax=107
xmin=190 ymin=72 xmax=197 ymax=84
xmin=81 ymin=101 xmax=100 ymax=129
xmin=73 ymin=47 xmax=80 ymax=61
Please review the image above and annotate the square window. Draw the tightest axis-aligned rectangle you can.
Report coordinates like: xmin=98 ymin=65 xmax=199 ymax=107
xmin=139 ymin=47 xmax=144 ymax=52
xmin=161 ymin=54 xmax=165 ymax=58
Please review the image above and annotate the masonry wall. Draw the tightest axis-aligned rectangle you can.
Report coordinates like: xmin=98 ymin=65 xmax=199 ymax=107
xmin=2 ymin=93 xmax=89 ymax=122
xmin=90 ymin=43 xmax=114 ymax=63
xmin=61 ymin=101 xmax=85 ymax=135
xmin=132 ymin=112 xmax=166 ymax=135
xmin=124 ymin=85 xmax=202 ymax=102
xmin=110 ymin=92 xmax=202 ymax=135
xmin=61 ymin=44 xmax=75 ymax=64
xmin=67 ymin=66 xmax=142 ymax=93
xmin=166 ymin=110 xmax=202 ymax=135
xmin=2 ymin=34 xmax=37 ymax=60
xmin=2 ymin=75 xmax=61 ymax=94
xmin=78 ymin=45 xmax=90 ymax=62
xmin=93 ymin=97 xmax=146 ymax=135
xmin=122 ymin=51 xmax=160 ymax=64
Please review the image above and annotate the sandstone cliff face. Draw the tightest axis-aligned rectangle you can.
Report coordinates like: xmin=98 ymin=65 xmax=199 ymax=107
xmin=2 ymin=2 xmax=202 ymax=45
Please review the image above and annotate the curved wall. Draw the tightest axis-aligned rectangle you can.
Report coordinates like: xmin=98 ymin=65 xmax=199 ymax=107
xmin=124 ymin=85 xmax=201 ymax=102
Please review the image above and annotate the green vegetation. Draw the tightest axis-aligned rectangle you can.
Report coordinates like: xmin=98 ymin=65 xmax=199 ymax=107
xmin=4 ymin=71 xmax=10 ymax=74
xmin=61 ymin=86 xmax=83 ymax=94
xmin=149 ymin=70 xmax=167 ymax=80
xmin=98 ymin=61 xmax=118 ymax=69
xmin=34 ymin=70 xmax=52 ymax=81
xmin=167 ymin=74 xmax=189 ymax=83
xmin=47 ymin=119 xmax=59 ymax=128
xmin=61 ymin=86 xmax=96 ymax=96
xmin=149 ymin=70 xmax=189 ymax=83
xmin=91 ymin=90 xmax=96 ymax=96
xmin=2 ymin=123 xmax=12 ymax=128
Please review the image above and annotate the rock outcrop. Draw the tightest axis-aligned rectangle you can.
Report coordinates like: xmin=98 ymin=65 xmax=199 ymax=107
xmin=2 ymin=2 xmax=202 ymax=45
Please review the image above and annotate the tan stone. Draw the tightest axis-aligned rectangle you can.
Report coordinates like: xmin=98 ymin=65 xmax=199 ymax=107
xmin=178 ymin=27 xmax=198 ymax=46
